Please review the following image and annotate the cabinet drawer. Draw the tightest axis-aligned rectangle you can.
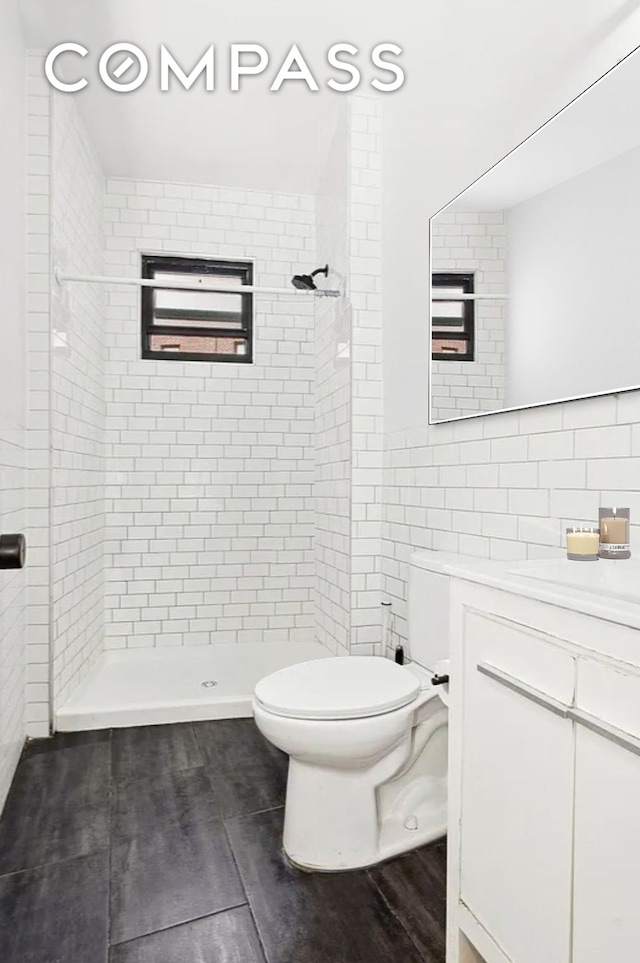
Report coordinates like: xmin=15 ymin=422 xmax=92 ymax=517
xmin=576 ymin=659 xmax=640 ymax=745
xmin=464 ymin=608 xmax=576 ymax=705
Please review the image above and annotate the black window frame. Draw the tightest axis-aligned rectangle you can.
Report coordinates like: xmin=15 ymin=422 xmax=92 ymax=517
xmin=431 ymin=272 xmax=475 ymax=362
xmin=141 ymin=254 xmax=253 ymax=363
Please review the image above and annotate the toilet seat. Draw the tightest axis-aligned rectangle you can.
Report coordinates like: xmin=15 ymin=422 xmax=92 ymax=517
xmin=254 ymin=656 xmax=421 ymax=721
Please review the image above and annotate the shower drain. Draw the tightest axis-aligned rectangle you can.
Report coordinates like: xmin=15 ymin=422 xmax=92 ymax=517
xmin=201 ymin=680 xmax=218 ymax=688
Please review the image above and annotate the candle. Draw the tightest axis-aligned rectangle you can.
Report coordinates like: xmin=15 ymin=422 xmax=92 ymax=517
xmin=600 ymin=518 xmax=627 ymax=542
xmin=599 ymin=507 xmax=631 ymax=559
xmin=566 ymin=527 xmax=600 ymax=561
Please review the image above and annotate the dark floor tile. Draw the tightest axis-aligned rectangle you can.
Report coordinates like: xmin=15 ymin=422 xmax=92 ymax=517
xmin=0 ymin=851 xmax=108 ymax=963
xmin=110 ymin=817 xmax=246 ymax=944
xmin=112 ymin=723 xmax=205 ymax=783
xmin=226 ymin=809 xmax=426 ymax=963
xmin=196 ymin=718 xmax=287 ymax=816
xmin=110 ymin=906 xmax=266 ymax=963
xmin=207 ymin=756 xmax=286 ymax=818
xmin=369 ymin=840 xmax=447 ymax=963
xmin=22 ymin=728 xmax=111 ymax=758
xmin=113 ymin=767 xmax=219 ymax=842
xmin=195 ymin=718 xmax=286 ymax=772
xmin=0 ymin=744 xmax=110 ymax=875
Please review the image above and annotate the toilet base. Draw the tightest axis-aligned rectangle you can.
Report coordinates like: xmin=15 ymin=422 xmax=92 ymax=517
xmin=377 ymin=783 xmax=447 ymax=865
xmin=282 ymin=737 xmax=409 ymax=872
xmin=285 ymin=820 xmax=447 ymax=873
xmin=281 ymin=721 xmax=448 ymax=872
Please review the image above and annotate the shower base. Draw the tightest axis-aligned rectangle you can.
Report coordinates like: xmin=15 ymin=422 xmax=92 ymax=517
xmin=55 ymin=640 xmax=330 ymax=732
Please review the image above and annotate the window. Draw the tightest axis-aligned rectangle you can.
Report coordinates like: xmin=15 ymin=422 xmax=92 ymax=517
xmin=141 ymin=254 xmax=253 ymax=362
xmin=431 ymin=272 xmax=474 ymax=361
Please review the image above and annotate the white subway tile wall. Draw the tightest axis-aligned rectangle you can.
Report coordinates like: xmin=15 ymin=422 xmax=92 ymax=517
xmin=313 ymin=96 xmax=383 ymax=656
xmin=26 ymin=53 xmax=52 ymax=735
xmin=102 ymin=179 xmax=316 ymax=649
xmin=0 ymin=17 xmax=28 ymax=808
xmin=349 ymin=97 xmax=383 ymax=653
xmin=314 ymin=102 xmax=351 ymax=654
xmin=26 ymin=67 xmax=107 ymax=730
xmin=0 ymin=421 xmax=27 ymax=809
xmin=382 ymin=390 xmax=640 ymax=647
xmin=431 ymin=212 xmax=507 ymax=421
xmin=50 ymin=92 xmax=106 ymax=708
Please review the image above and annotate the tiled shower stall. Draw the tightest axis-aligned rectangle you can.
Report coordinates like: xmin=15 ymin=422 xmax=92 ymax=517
xmin=21 ymin=53 xmax=383 ymax=741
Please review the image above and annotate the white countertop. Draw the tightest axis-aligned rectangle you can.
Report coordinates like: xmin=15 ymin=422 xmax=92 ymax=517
xmin=411 ymin=550 xmax=640 ymax=631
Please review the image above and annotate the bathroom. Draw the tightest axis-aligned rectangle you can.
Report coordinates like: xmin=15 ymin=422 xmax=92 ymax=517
xmin=2 ymin=1 xmax=640 ymax=961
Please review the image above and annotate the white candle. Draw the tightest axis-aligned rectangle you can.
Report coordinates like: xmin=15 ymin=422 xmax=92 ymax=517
xmin=566 ymin=528 xmax=599 ymax=558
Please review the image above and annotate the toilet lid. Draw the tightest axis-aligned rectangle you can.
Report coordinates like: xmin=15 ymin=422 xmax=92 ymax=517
xmin=254 ymin=657 xmax=420 ymax=720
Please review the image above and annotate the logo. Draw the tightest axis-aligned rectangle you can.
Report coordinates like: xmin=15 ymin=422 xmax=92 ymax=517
xmin=44 ymin=43 xmax=405 ymax=93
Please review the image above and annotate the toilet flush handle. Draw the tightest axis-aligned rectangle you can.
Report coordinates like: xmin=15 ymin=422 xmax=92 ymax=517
xmin=431 ymin=673 xmax=449 ymax=686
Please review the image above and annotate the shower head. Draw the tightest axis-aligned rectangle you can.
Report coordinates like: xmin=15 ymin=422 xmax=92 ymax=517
xmin=291 ymin=275 xmax=316 ymax=290
xmin=291 ymin=264 xmax=329 ymax=291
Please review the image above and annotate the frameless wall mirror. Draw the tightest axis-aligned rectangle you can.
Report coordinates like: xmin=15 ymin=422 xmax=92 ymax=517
xmin=430 ymin=45 xmax=640 ymax=423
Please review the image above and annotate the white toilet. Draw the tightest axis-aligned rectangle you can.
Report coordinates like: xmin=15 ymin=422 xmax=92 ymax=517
xmin=253 ymin=554 xmax=450 ymax=871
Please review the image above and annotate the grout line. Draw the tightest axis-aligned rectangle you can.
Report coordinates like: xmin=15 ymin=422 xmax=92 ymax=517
xmin=0 ymin=846 xmax=110 ymax=883
xmin=366 ymin=839 xmax=448 ymax=963
xmin=366 ymin=871 xmax=433 ymax=963
xmin=111 ymin=725 xmax=211 ymax=787
xmin=106 ymin=737 xmax=114 ymax=956
xmin=222 ymin=802 xmax=285 ymax=822
xmin=0 ymin=739 xmax=114 ymax=884
xmin=108 ymin=901 xmax=250 ymax=949
xmin=111 ymin=760 xmax=208 ymax=789
xmin=220 ymin=818 xmax=271 ymax=963
xmin=190 ymin=720 xmax=213 ymax=763
xmin=20 ymin=733 xmax=113 ymax=762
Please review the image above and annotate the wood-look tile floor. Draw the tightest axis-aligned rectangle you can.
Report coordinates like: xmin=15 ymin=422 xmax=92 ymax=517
xmin=0 ymin=720 xmax=446 ymax=962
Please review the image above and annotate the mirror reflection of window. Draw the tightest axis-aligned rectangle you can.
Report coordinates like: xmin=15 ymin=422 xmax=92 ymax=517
xmin=430 ymin=210 xmax=507 ymax=422
xmin=431 ymin=273 xmax=475 ymax=361
xmin=430 ymin=46 xmax=640 ymax=424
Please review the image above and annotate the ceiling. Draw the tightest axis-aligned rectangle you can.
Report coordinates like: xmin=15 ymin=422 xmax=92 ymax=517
xmin=20 ymin=0 xmax=422 ymax=194
xmin=447 ymin=41 xmax=640 ymax=211
xmin=19 ymin=0 xmax=640 ymax=196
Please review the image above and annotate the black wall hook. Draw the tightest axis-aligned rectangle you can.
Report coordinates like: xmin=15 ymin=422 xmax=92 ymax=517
xmin=0 ymin=534 xmax=26 ymax=569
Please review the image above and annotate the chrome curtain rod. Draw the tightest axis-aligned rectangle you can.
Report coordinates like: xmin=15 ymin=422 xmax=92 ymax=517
xmin=54 ymin=269 xmax=341 ymax=298
xmin=55 ymin=271 xmax=503 ymax=301
xmin=431 ymin=293 xmax=509 ymax=300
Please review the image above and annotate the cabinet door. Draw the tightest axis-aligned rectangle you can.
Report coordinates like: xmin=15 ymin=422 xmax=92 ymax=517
xmin=460 ymin=610 xmax=575 ymax=963
xmin=572 ymin=660 xmax=640 ymax=963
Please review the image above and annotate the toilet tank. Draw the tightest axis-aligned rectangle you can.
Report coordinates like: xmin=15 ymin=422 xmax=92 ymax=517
xmin=407 ymin=552 xmax=452 ymax=671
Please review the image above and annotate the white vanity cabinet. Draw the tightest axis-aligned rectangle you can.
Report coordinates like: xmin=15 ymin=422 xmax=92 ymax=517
xmin=442 ymin=561 xmax=640 ymax=963
xmin=572 ymin=660 xmax=640 ymax=963
xmin=458 ymin=611 xmax=575 ymax=963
